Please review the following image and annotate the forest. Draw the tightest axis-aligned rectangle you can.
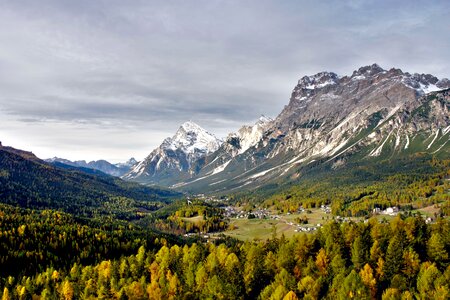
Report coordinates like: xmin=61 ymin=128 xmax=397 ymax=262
xmin=0 ymin=147 xmax=179 ymax=219
xmin=143 ymin=201 xmax=229 ymax=235
xmin=0 ymin=143 xmax=449 ymax=299
xmin=243 ymin=156 xmax=450 ymax=218
xmin=0 ymin=210 xmax=448 ymax=299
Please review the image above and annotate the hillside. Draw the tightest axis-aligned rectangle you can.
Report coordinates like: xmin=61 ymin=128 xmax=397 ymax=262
xmin=0 ymin=144 xmax=180 ymax=218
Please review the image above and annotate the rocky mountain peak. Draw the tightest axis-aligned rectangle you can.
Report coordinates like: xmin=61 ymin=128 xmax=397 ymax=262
xmin=411 ymin=73 xmax=439 ymax=85
xmin=352 ymin=63 xmax=385 ymax=77
xmin=179 ymin=120 xmax=205 ymax=133
xmin=401 ymin=72 xmax=450 ymax=94
xmin=276 ymin=63 xmax=450 ymax=141
xmin=125 ymin=157 xmax=138 ymax=166
xmin=436 ymin=78 xmax=450 ymax=89
xmin=115 ymin=157 xmax=138 ymax=168
xmin=297 ymin=71 xmax=340 ymax=90
xmin=256 ymin=115 xmax=273 ymax=126
xmin=220 ymin=115 xmax=274 ymax=157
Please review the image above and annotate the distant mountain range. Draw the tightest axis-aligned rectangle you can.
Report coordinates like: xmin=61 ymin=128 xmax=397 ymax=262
xmin=122 ymin=64 xmax=449 ymax=193
xmin=45 ymin=157 xmax=137 ymax=177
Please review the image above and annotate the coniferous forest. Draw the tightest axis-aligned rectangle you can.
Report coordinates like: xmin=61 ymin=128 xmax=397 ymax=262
xmin=0 ymin=201 xmax=449 ymax=299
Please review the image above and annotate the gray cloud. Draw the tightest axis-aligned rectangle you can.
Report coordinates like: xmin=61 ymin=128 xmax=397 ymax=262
xmin=0 ymin=0 xmax=449 ymax=162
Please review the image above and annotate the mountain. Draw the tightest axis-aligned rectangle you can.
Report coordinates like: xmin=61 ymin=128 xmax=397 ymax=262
xmin=45 ymin=157 xmax=137 ymax=177
xmin=115 ymin=157 xmax=138 ymax=169
xmin=144 ymin=64 xmax=449 ymax=193
xmin=123 ymin=121 xmax=222 ymax=185
xmin=226 ymin=115 xmax=273 ymax=157
xmin=172 ymin=115 xmax=274 ymax=188
xmin=0 ymin=143 xmax=180 ymax=217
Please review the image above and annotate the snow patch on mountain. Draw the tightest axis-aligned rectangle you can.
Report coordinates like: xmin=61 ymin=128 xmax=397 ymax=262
xmin=369 ymin=130 xmax=394 ymax=157
xmin=249 ymin=166 xmax=279 ymax=179
xmin=405 ymin=135 xmax=410 ymax=149
xmin=427 ymin=130 xmax=440 ymax=149
xmin=432 ymin=140 xmax=448 ymax=154
xmin=211 ymin=160 xmax=231 ymax=175
xmin=209 ymin=179 xmax=228 ymax=186
xmin=444 ymin=125 xmax=450 ymax=136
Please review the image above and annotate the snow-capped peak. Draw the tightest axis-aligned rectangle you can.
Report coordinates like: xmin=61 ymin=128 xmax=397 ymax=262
xmin=123 ymin=121 xmax=222 ymax=180
xmin=164 ymin=121 xmax=222 ymax=154
xmin=180 ymin=120 xmax=205 ymax=133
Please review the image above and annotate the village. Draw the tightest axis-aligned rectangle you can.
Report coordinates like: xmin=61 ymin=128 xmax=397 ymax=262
xmin=187 ymin=195 xmax=439 ymax=241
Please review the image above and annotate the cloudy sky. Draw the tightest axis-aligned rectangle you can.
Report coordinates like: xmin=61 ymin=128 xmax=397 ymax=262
xmin=0 ymin=0 xmax=449 ymax=162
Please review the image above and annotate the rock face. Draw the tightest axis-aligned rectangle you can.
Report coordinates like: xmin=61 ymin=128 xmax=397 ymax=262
xmin=267 ymin=64 xmax=449 ymax=161
xmin=123 ymin=121 xmax=222 ymax=184
xmin=126 ymin=64 xmax=450 ymax=193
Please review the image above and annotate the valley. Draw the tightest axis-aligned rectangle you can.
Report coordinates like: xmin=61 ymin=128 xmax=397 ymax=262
xmin=0 ymin=64 xmax=449 ymax=299
xmin=1 ymin=1 xmax=450 ymax=298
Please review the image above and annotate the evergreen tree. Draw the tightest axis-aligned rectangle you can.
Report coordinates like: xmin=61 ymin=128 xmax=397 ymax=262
xmin=385 ymin=234 xmax=404 ymax=281
xmin=337 ymin=270 xmax=370 ymax=300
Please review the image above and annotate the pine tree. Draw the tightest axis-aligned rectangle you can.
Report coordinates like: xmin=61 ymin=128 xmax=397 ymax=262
xmin=337 ymin=270 xmax=370 ymax=300
xmin=427 ymin=233 xmax=449 ymax=269
xmin=385 ymin=234 xmax=404 ymax=280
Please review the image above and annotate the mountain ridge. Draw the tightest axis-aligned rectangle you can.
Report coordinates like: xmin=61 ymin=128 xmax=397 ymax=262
xmin=124 ymin=64 xmax=449 ymax=194
xmin=45 ymin=157 xmax=137 ymax=177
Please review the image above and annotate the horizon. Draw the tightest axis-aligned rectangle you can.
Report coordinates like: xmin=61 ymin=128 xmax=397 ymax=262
xmin=0 ymin=1 xmax=449 ymax=162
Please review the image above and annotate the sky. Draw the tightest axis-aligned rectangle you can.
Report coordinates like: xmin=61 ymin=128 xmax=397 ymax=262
xmin=0 ymin=0 xmax=449 ymax=162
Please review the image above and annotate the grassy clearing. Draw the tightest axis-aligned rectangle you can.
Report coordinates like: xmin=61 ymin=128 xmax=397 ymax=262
xmin=223 ymin=209 xmax=332 ymax=241
xmin=282 ymin=209 xmax=331 ymax=225
xmin=414 ymin=204 xmax=441 ymax=217
xmin=224 ymin=218 xmax=296 ymax=241
xmin=181 ymin=215 xmax=204 ymax=223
